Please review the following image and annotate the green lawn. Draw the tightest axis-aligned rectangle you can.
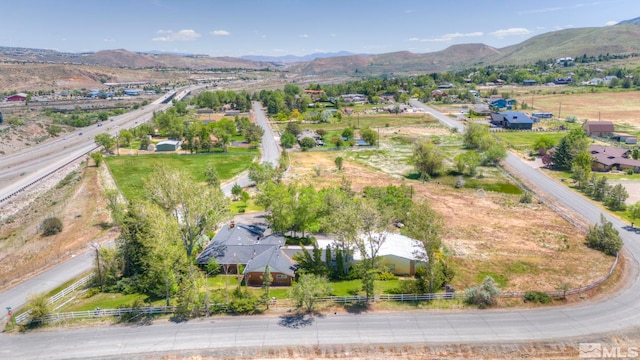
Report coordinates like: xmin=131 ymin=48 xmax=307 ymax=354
xmin=229 ymin=199 xmax=264 ymax=214
xmin=329 ymin=279 xmax=404 ymax=296
xmin=105 ymin=149 xmax=257 ymax=201
xmin=493 ymin=131 xmax=567 ymax=151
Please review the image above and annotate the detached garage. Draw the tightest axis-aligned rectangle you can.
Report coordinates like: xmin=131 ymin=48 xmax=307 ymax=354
xmin=155 ymin=140 xmax=182 ymax=152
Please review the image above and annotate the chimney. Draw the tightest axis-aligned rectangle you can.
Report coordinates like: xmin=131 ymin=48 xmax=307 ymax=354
xmin=230 ymin=220 xmax=235 ymax=229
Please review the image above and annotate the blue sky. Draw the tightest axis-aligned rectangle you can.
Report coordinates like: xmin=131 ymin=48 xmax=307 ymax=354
xmin=1 ymin=0 xmax=637 ymax=57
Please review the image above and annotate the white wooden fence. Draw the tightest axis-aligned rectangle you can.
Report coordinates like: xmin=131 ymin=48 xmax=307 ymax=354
xmin=14 ymin=275 xmax=93 ymax=324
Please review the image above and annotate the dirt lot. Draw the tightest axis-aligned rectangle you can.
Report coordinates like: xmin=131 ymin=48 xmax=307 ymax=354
xmin=0 ymin=159 xmax=117 ymax=290
xmin=513 ymin=90 xmax=640 ymax=124
xmin=286 ymin=149 xmax=613 ymax=293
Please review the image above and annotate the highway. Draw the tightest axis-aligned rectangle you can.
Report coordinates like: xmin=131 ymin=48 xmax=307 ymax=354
xmin=2 ymin=100 xmax=640 ymax=359
xmin=0 ymin=88 xmax=189 ymax=203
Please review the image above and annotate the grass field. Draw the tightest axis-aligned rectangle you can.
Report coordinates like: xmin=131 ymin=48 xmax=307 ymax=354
xmin=493 ymin=131 xmax=567 ymax=151
xmin=105 ymin=149 xmax=257 ymax=201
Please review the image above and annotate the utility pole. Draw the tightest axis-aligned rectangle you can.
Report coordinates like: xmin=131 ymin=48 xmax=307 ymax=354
xmin=92 ymin=243 xmax=103 ymax=292
xmin=377 ymin=127 xmax=380 ymax=148
xmin=558 ymin=102 xmax=562 ymax=119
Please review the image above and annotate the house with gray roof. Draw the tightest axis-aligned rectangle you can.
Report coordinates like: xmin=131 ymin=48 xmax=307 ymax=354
xmin=244 ymin=246 xmax=297 ymax=286
xmin=490 ymin=112 xmax=533 ymax=130
xmin=196 ymin=222 xmax=297 ymax=285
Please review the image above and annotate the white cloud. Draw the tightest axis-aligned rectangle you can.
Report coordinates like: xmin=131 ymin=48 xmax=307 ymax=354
xmin=605 ymin=20 xmax=618 ymax=26
xmin=489 ymin=28 xmax=532 ymax=38
xmin=330 ymin=33 xmax=337 ymax=37
xmin=298 ymin=34 xmax=309 ymax=38
xmin=103 ymin=38 xmax=115 ymax=42
xmin=408 ymin=32 xmax=483 ymax=42
xmin=211 ymin=30 xmax=230 ymax=36
xmin=152 ymin=29 xmax=201 ymax=42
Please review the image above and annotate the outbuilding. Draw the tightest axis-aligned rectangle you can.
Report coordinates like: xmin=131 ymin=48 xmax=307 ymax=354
xmin=5 ymin=93 xmax=27 ymax=102
xmin=155 ymin=140 xmax=182 ymax=151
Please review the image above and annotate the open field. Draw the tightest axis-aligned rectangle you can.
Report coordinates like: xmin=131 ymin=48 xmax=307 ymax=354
xmin=512 ymin=90 xmax=640 ymax=127
xmin=286 ymin=148 xmax=612 ymax=293
xmin=273 ymin=113 xmax=443 ymax=133
xmin=105 ymin=150 xmax=257 ymax=201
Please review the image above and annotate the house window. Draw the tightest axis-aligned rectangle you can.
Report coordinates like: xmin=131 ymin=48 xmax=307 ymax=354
xmin=276 ymin=274 xmax=288 ymax=280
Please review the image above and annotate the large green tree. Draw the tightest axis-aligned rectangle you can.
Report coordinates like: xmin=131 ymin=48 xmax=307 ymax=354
xmin=413 ymin=140 xmax=444 ymax=181
xmin=145 ymin=165 xmax=230 ymax=258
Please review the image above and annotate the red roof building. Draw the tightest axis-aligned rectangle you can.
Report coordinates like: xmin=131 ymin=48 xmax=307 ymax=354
xmin=5 ymin=93 xmax=27 ymax=102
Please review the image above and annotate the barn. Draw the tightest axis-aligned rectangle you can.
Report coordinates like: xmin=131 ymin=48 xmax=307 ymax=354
xmin=5 ymin=93 xmax=27 ymax=102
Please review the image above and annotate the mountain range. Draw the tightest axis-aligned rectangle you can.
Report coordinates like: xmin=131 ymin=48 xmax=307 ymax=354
xmin=1 ymin=17 xmax=639 ymax=77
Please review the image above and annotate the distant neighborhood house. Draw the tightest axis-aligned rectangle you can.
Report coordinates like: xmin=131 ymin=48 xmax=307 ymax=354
xmin=490 ymin=112 xmax=533 ymax=130
xmin=590 ymin=145 xmax=640 ymax=172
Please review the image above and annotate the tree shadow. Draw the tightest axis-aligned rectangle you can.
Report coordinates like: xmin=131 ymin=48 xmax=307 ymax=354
xmin=277 ymin=313 xmax=315 ymax=329
xmin=343 ymin=303 xmax=369 ymax=314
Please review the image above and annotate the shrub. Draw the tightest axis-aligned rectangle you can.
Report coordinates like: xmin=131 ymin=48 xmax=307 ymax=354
xmin=586 ymin=214 xmax=623 ymax=256
xmin=228 ymin=288 xmax=259 ymax=314
xmin=464 ymin=276 xmax=501 ymax=308
xmin=523 ymin=291 xmax=551 ymax=304
xmin=26 ymin=293 xmax=52 ymax=324
xmin=376 ymin=271 xmax=398 ymax=281
xmin=42 ymin=217 xmax=63 ymax=236
xmin=519 ymin=191 xmax=533 ymax=204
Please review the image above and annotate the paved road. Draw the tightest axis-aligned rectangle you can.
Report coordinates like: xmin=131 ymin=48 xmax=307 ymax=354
xmin=3 ymin=101 xmax=640 ymax=359
xmin=409 ymin=99 xmax=465 ymax=132
xmin=221 ymin=101 xmax=280 ymax=196
xmin=0 ymin=90 xmax=181 ymax=203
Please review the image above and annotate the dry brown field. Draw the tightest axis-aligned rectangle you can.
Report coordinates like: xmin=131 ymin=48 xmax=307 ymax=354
xmin=513 ymin=90 xmax=640 ymax=125
xmin=286 ymin=149 xmax=612 ymax=294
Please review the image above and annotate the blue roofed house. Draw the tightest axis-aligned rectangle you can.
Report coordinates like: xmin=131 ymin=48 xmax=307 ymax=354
xmin=490 ymin=112 xmax=534 ymax=130
xmin=489 ymin=98 xmax=516 ymax=109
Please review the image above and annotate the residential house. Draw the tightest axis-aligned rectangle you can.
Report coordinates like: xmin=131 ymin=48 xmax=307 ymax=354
xmin=489 ymin=98 xmax=515 ymax=109
xmin=589 ymin=145 xmax=640 ymax=172
xmin=582 ymin=121 xmax=614 ymax=137
xmin=490 ymin=112 xmax=533 ymax=130
xmin=523 ymin=80 xmax=537 ymax=86
xmin=196 ymin=222 xmax=297 ymax=286
xmin=554 ymin=77 xmax=572 ymax=85
xmin=472 ymin=105 xmax=492 ymax=116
